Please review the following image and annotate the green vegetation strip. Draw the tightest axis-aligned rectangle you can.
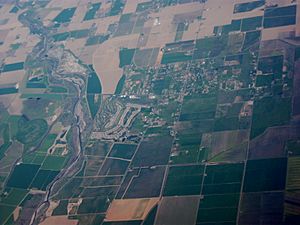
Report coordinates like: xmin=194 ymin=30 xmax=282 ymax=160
xmin=2 ymin=62 xmax=24 ymax=72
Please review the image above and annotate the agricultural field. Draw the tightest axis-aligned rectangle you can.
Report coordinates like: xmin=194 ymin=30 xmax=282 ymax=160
xmin=0 ymin=0 xmax=299 ymax=225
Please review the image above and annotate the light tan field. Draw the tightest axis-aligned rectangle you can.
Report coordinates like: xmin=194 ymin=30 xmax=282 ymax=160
xmin=92 ymin=33 xmax=140 ymax=94
xmin=46 ymin=200 xmax=60 ymax=217
xmin=261 ymin=25 xmax=296 ymax=41
xmin=0 ymin=4 xmax=13 ymax=16
xmin=26 ymin=35 xmax=40 ymax=48
xmin=43 ymin=9 xmax=62 ymax=26
xmin=4 ymin=53 xmax=27 ymax=64
xmin=11 ymin=47 xmax=33 ymax=62
xmin=0 ymin=70 xmax=24 ymax=85
xmin=39 ymin=216 xmax=78 ymax=225
xmin=182 ymin=21 xmax=201 ymax=41
xmin=0 ymin=29 xmax=9 ymax=43
xmin=123 ymin=0 xmax=150 ymax=14
xmin=198 ymin=0 xmax=234 ymax=38
xmin=97 ymin=0 xmax=112 ymax=16
xmin=0 ymin=8 xmax=23 ymax=30
xmin=8 ymin=94 xmax=23 ymax=115
xmin=0 ymin=52 xmax=6 ymax=62
xmin=47 ymin=0 xmax=79 ymax=8
xmin=145 ymin=2 xmax=204 ymax=48
xmin=79 ymin=45 xmax=97 ymax=64
xmin=13 ymin=206 xmax=20 ymax=222
xmin=65 ymin=38 xmax=86 ymax=57
xmin=95 ymin=15 xmax=120 ymax=34
xmin=70 ymin=4 xmax=86 ymax=23
xmin=67 ymin=20 xmax=95 ymax=31
xmin=0 ymin=94 xmax=16 ymax=109
xmin=0 ymin=23 xmax=32 ymax=55
xmin=105 ymin=197 xmax=159 ymax=222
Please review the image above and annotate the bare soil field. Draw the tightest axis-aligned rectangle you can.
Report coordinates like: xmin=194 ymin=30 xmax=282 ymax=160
xmin=8 ymin=93 xmax=23 ymax=115
xmin=92 ymin=34 xmax=139 ymax=94
xmin=105 ymin=197 xmax=159 ymax=222
xmin=40 ymin=216 xmax=78 ymax=225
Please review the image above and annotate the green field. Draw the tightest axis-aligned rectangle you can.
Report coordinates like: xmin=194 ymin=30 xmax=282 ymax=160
xmin=87 ymin=94 xmax=102 ymax=119
xmin=49 ymin=86 xmax=67 ymax=93
xmin=85 ymin=34 xmax=109 ymax=46
xmin=22 ymin=97 xmax=60 ymax=119
xmin=0 ymin=188 xmax=28 ymax=206
xmin=83 ymin=3 xmax=101 ymax=21
xmin=221 ymin=19 xmax=241 ymax=34
xmin=52 ymin=32 xmax=69 ymax=42
xmin=234 ymin=0 xmax=265 ymax=13
xmin=109 ymin=143 xmax=137 ymax=159
xmin=6 ymin=163 xmax=40 ymax=189
xmin=52 ymin=199 xmax=68 ymax=215
xmin=84 ymin=140 xmax=112 ymax=157
xmin=119 ymin=48 xmax=135 ymax=67
xmin=2 ymin=62 xmax=24 ymax=72
xmin=26 ymin=82 xmax=47 ymax=89
xmin=194 ymin=36 xmax=227 ymax=59
xmin=53 ymin=7 xmax=76 ymax=23
xmin=136 ymin=1 xmax=152 ymax=12
xmin=161 ymin=52 xmax=193 ymax=64
xmin=213 ymin=116 xmax=240 ymax=131
xmin=77 ymin=197 xmax=111 ymax=214
xmin=241 ymin=16 xmax=263 ymax=32
xmin=251 ymin=97 xmax=291 ymax=139
xmin=202 ymin=163 xmax=244 ymax=195
xmin=170 ymin=144 xmax=202 ymax=164
xmin=263 ymin=5 xmax=296 ymax=28
xmin=163 ymin=165 xmax=205 ymax=196
xmin=114 ymin=75 xmax=125 ymax=95
xmin=0 ymin=123 xmax=12 ymax=160
xmin=180 ymin=95 xmax=217 ymax=121
xmin=9 ymin=5 xmax=19 ymax=13
xmin=30 ymin=169 xmax=59 ymax=190
xmin=41 ymin=155 xmax=66 ymax=171
xmin=264 ymin=5 xmax=296 ymax=17
xmin=87 ymin=66 xmax=102 ymax=94
xmin=243 ymin=158 xmax=287 ymax=192
xmin=86 ymin=66 xmax=102 ymax=118
xmin=258 ymin=55 xmax=283 ymax=78
xmin=0 ymin=87 xmax=18 ymax=95
xmin=39 ymin=134 xmax=57 ymax=153
xmin=31 ymin=153 xmax=47 ymax=164
xmin=197 ymin=207 xmax=238 ymax=224
xmin=264 ymin=16 xmax=296 ymax=28
xmin=242 ymin=30 xmax=261 ymax=50
xmin=109 ymin=0 xmax=125 ymax=16
xmin=52 ymin=29 xmax=89 ymax=42
xmin=16 ymin=116 xmax=48 ymax=145
xmin=0 ymin=204 xmax=15 ymax=225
